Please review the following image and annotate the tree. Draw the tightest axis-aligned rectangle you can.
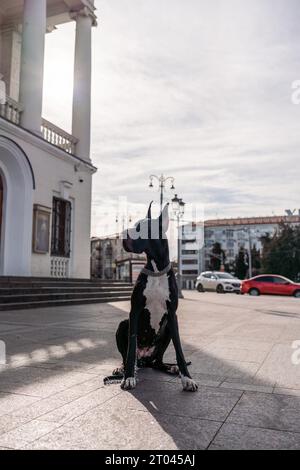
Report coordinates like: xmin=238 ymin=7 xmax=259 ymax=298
xmin=234 ymin=247 xmax=249 ymax=279
xmin=261 ymin=224 xmax=300 ymax=280
xmin=210 ymin=242 xmax=226 ymax=271
xmin=234 ymin=244 xmax=261 ymax=279
xmin=251 ymin=244 xmax=261 ymax=276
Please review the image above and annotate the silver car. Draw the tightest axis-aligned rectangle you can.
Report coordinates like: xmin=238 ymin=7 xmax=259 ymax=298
xmin=195 ymin=271 xmax=242 ymax=294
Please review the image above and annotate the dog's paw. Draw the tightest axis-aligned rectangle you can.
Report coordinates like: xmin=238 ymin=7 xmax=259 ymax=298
xmin=112 ymin=366 xmax=124 ymax=376
xmin=181 ymin=376 xmax=198 ymax=392
xmin=169 ymin=365 xmax=179 ymax=375
xmin=121 ymin=377 xmax=137 ymax=390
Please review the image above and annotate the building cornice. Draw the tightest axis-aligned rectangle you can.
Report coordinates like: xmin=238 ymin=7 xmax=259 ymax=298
xmin=203 ymin=216 xmax=300 ymax=228
xmin=0 ymin=117 xmax=97 ymax=174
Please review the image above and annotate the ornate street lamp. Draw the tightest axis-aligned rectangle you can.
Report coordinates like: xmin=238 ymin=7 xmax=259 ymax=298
xmin=149 ymin=174 xmax=175 ymax=212
xmin=171 ymin=194 xmax=185 ymax=298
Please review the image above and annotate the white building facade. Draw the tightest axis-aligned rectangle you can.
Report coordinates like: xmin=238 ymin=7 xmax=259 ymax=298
xmin=0 ymin=0 xmax=97 ymax=278
xmin=203 ymin=216 xmax=300 ymax=271
xmin=179 ymin=222 xmax=204 ymax=289
xmin=179 ymin=215 xmax=300 ymax=287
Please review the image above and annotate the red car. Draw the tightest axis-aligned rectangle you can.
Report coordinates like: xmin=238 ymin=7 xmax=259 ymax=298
xmin=241 ymin=275 xmax=300 ymax=298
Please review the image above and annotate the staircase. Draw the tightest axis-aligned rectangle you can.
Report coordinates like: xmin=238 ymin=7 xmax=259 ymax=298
xmin=0 ymin=277 xmax=132 ymax=311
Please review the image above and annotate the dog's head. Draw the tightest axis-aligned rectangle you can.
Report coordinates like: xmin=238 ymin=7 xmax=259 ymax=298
xmin=122 ymin=202 xmax=170 ymax=269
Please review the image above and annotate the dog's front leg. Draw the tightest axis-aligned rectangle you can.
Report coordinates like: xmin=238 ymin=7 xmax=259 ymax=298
xmin=121 ymin=308 xmax=138 ymax=390
xmin=168 ymin=309 xmax=198 ymax=392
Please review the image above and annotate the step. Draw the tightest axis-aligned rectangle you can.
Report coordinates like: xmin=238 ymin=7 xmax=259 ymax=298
xmin=0 ymin=290 xmax=133 ymax=304
xmin=0 ymin=276 xmax=131 ymax=284
xmin=0 ymin=276 xmax=129 ymax=283
xmin=0 ymin=280 xmax=132 ymax=288
xmin=0 ymin=295 xmax=131 ymax=311
xmin=0 ymin=286 xmax=133 ymax=296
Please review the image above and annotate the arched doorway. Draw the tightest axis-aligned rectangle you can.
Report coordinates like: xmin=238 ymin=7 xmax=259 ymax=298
xmin=0 ymin=136 xmax=35 ymax=276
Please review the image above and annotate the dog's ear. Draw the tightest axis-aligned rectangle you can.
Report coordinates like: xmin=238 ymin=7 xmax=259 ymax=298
xmin=159 ymin=203 xmax=169 ymax=234
xmin=146 ymin=201 xmax=153 ymax=219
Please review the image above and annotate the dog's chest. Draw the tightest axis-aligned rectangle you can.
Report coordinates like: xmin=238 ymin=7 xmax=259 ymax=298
xmin=144 ymin=274 xmax=170 ymax=332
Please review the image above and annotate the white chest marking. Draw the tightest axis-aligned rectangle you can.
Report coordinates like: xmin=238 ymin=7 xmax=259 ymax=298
xmin=144 ymin=274 xmax=170 ymax=333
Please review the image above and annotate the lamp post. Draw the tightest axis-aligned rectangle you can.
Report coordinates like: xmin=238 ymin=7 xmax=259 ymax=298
xmin=116 ymin=214 xmax=132 ymax=261
xmin=149 ymin=174 xmax=175 ymax=212
xmin=115 ymin=214 xmax=132 ymax=233
xmin=236 ymin=227 xmax=260 ymax=278
xmin=171 ymin=194 xmax=185 ymax=299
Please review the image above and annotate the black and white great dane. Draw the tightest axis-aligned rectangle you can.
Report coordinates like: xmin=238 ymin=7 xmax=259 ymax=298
xmin=104 ymin=202 xmax=198 ymax=392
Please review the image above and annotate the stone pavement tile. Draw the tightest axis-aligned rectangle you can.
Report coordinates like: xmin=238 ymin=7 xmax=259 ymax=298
xmin=137 ymin=368 xmax=179 ymax=384
xmin=85 ymin=363 xmax=121 ymax=374
xmin=255 ymin=343 xmax=300 ymax=389
xmin=227 ymin=391 xmax=300 ymax=432
xmin=178 ymin=322 xmax=227 ymax=337
xmin=220 ymin=381 xmax=273 ymax=394
xmin=278 ymin=324 xmax=300 ymax=341
xmin=64 ymin=321 xmax=117 ymax=331
xmin=209 ymin=423 xmax=300 ymax=450
xmin=0 ymin=392 xmax=39 ymax=417
xmin=202 ymin=345 xmax=268 ymax=363
xmin=207 ymin=338 xmax=274 ymax=353
xmin=49 ymin=376 xmax=105 ymax=401
xmin=217 ymin=323 xmax=283 ymax=341
xmin=114 ymin=380 xmax=242 ymax=422
xmin=35 ymin=359 xmax=103 ymax=373
xmin=8 ymin=396 xmax=69 ymax=422
xmin=25 ymin=403 xmax=222 ymax=450
xmin=188 ymin=353 xmax=260 ymax=380
xmin=0 ymin=419 xmax=62 ymax=450
xmin=176 ymin=335 xmax=214 ymax=349
xmin=185 ymin=373 xmax=224 ymax=388
xmin=40 ymin=386 xmax=122 ymax=424
xmin=223 ymin=375 xmax=274 ymax=387
xmin=0 ymin=324 xmax=24 ymax=333
xmin=0 ymin=367 xmax=96 ymax=397
xmin=0 ymin=414 xmax=32 ymax=437
xmin=273 ymin=388 xmax=300 ymax=397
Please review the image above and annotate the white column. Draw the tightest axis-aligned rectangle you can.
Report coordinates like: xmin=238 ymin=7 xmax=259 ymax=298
xmin=19 ymin=0 xmax=46 ymax=134
xmin=72 ymin=8 xmax=96 ymax=160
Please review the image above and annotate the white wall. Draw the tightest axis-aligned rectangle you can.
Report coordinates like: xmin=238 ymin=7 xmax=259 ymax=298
xmin=0 ymin=125 xmax=94 ymax=278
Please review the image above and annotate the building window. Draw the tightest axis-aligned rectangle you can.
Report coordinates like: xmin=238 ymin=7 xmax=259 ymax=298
xmin=181 ymin=238 xmax=196 ymax=244
xmin=226 ymin=229 xmax=234 ymax=238
xmin=182 ymin=250 xmax=198 ymax=255
xmin=51 ymin=197 xmax=71 ymax=258
xmin=205 ymin=230 xmax=214 ymax=238
xmin=182 ymin=259 xmax=198 ymax=265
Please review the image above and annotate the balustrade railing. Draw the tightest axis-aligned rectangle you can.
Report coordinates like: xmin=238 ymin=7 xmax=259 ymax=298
xmin=0 ymin=95 xmax=78 ymax=155
xmin=50 ymin=257 xmax=70 ymax=278
xmin=0 ymin=96 xmax=23 ymax=125
xmin=42 ymin=118 xmax=78 ymax=155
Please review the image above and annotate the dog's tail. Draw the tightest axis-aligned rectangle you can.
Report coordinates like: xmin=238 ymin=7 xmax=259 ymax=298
xmin=103 ymin=374 xmax=123 ymax=385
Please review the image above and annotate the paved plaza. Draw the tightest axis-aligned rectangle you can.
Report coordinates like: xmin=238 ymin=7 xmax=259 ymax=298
xmin=0 ymin=291 xmax=300 ymax=449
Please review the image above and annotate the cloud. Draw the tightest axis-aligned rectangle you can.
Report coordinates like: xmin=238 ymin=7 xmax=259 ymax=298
xmin=43 ymin=0 xmax=300 ymax=237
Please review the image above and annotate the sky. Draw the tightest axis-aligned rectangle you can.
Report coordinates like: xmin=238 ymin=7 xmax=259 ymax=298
xmin=43 ymin=0 xmax=300 ymax=237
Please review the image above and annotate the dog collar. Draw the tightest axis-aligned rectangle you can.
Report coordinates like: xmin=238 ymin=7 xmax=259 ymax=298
xmin=141 ymin=262 xmax=172 ymax=277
